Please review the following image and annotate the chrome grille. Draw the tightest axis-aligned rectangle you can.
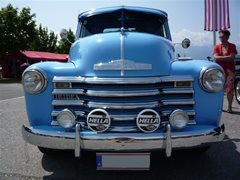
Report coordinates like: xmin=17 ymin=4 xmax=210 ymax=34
xmin=51 ymin=76 xmax=195 ymax=132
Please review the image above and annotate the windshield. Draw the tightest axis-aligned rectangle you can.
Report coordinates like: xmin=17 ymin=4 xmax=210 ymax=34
xmin=79 ymin=10 xmax=166 ymax=38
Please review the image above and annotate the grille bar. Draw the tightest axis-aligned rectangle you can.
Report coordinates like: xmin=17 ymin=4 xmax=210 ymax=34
xmin=53 ymin=76 xmax=193 ymax=84
xmin=52 ymin=100 xmax=194 ymax=109
xmin=162 ymin=88 xmax=194 ymax=94
xmin=87 ymin=101 xmax=160 ymax=109
xmin=51 ymin=110 xmax=85 ymax=117
xmin=52 ymin=100 xmax=84 ymax=106
xmin=53 ymin=89 xmax=84 ymax=95
xmin=161 ymin=110 xmax=195 ymax=116
xmin=52 ymin=88 xmax=194 ymax=97
xmin=162 ymin=99 xmax=195 ymax=105
xmin=86 ymin=89 xmax=160 ymax=97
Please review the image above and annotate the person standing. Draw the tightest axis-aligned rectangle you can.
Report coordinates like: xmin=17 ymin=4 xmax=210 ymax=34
xmin=213 ymin=30 xmax=238 ymax=113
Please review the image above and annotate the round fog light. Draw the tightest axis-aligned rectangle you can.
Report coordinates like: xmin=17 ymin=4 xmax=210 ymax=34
xmin=57 ymin=109 xmax=76 ymax=129
xmin=169 ymin=109 xmax=189 ymax=130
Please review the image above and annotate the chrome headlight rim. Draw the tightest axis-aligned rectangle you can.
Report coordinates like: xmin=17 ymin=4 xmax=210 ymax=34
xmin=56 ymin=109 xmax=76 ymax=129
xmin=169 ymin=109 xmax=189 ymax=130
xmin=200 ymin=67 xmax=225 ymax=93
xmin=22 ymin=69 xmax=48 ymax=94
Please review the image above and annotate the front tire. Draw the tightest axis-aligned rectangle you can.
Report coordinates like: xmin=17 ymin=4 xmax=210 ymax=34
xmin=235 ymin=78 xmax=240 ymax=104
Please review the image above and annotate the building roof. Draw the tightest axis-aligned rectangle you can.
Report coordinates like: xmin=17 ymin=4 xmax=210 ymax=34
xmin=21 ymin=51 xmax=68 ymax=62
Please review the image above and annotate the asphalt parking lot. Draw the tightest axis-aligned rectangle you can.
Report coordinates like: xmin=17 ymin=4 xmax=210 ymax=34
xmin=0 ymin=82 xmax=23 ymax=101
xmin=0 ymin=83 xmax=240 ymax=180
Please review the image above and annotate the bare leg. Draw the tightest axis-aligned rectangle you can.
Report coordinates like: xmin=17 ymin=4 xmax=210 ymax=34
xmin=227 ymin=91 xmax=234 ymax=113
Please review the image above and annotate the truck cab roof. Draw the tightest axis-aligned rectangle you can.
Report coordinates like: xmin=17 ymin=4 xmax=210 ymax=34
xmin=78 ymin=6 xmax=168 ymax=21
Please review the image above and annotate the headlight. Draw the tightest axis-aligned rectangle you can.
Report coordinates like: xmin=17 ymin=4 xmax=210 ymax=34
xmin=57 ymin=109 xmax=76 ymax=129
xmin=200 ymin=67 xmax=225 ymax=92
xmin=22 ymin=69 xmax=47 ymax=94
xmin=169 ymin=109 xmax=189 ymax=130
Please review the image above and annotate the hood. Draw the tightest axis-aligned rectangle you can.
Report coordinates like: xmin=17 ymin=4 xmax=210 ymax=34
xmin=69 ymin=32 xmax=174 ymax=77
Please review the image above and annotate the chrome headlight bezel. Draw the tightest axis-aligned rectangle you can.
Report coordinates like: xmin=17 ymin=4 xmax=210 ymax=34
xmin=22 ymin=69 xmax=48 ymax=94
xmin=200 ymin=67 xmax=225 ymax=93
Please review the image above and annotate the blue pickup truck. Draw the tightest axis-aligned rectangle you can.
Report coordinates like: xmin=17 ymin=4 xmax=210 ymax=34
xmin=22 ymin=6 xmax=225 ymax=161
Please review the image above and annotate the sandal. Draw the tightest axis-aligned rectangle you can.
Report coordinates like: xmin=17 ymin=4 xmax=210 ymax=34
xmin=227 ymin=107 xmax=233 ymax=113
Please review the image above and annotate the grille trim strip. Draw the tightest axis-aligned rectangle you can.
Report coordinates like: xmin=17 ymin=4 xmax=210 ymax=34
xmin=86 ymin=89 xmax=160 ymax=97
xmin=53 ymin=76 xmax=193 ymax=84
xmin=52 ymin=88 xmax=194 ymax=97
xmin=51 ymin=110 xmax=85 ymax=117
xmin=52 ymin=100 xmax=160 ymax=109
xmin=53 ymin=89 xmax=84 ymax=95
xmin=52 ymin=99 xmax=195 ymax=109
xmin=161 ymin=88 xmax=194 ymax=94
xmin=161 ymin=110 xmax=195 ymax=116
xmin=52 ymin=100 xmax=84 ymax=106
xmin=162 ymin=99 xmax=195 ymax=105
xmin=87 ymin=101 xmax=160 ymax=109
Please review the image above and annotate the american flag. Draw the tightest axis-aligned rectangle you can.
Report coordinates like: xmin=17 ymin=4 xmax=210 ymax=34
xmin=204 ymin=0 xmax=231 ymax=31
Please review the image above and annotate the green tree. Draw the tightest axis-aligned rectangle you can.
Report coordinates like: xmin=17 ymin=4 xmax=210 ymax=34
xmin=57 ymin=28 xmax=75 ymax=54
xmin=0 ymin=4 xmax=36 ymax=60
xmin=29 ymin=24 xmax=58 ymax=52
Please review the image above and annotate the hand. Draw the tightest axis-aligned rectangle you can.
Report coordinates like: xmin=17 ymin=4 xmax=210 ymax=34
xmin=214 ymin=54 xmax=236 ymax=62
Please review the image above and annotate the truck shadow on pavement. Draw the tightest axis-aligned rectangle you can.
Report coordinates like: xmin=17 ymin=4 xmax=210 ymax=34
xmin=41 ymin=135 xmax=240 ymax=180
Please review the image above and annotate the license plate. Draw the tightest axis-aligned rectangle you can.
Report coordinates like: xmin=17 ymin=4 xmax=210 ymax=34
xmin=96 ymin=153 xmax=150 ymax=170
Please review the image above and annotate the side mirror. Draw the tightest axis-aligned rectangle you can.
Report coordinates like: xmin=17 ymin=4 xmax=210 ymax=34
xmin=60 ymin=29 xmax=73 ymax=44
xmin=60 ymin=29 xmax=68 ymax=40
xmin=182 ymin=38 xmax=191 ymax=49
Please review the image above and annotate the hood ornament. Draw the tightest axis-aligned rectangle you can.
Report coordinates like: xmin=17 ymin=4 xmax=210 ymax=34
xmin=94 ymin=59 xmax=152 ymax=71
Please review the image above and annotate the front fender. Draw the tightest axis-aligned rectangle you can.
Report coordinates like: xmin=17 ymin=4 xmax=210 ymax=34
xmin=170 ymin=60 xmax=224 ymax=126
xmin=23 ymin=62 xmax=77 ymax=126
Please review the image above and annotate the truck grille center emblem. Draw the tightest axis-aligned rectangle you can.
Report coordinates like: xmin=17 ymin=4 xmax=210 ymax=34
xmin=87 ymin=109 xmax=111 ymax=133
xmin=93 ymin=59 xmax=152 ymax=71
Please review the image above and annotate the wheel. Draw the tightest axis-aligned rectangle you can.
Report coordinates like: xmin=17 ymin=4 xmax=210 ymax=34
xmin=38 ymin=147 xmax=62 ymax=155
xmin=235 ymin=79 xmax=240 ymax=104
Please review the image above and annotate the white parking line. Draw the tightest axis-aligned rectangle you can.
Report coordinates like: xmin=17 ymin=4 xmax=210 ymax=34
xmin=0 ymin=96 xmax=24 ymax=103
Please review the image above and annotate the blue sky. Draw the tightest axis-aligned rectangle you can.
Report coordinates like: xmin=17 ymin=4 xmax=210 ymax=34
xmin=1 ymin=0 xmax=240 ymax=58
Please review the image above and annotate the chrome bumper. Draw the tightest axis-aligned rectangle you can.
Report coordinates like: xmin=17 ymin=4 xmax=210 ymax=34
xmin=22 ymin=124 xmax=225 ymax=157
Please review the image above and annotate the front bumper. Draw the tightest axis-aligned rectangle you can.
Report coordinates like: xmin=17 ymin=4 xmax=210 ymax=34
xmin=22 ymin=124 xmax=225 ymax=157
